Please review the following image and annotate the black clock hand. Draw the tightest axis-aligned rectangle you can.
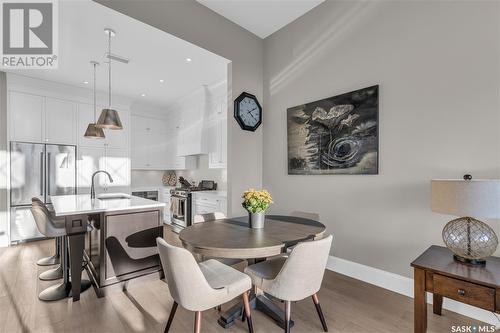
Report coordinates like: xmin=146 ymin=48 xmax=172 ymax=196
xmin=247 ymin=110 xmax=258 ymax=121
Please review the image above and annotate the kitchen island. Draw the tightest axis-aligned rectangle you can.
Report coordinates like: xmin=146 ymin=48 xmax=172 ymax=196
xmin=51 ymin=194 xmax=165 ymax=298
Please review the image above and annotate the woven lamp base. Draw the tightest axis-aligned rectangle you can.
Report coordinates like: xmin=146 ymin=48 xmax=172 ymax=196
xmin=442 ymin=216 xmax=498 ymax=266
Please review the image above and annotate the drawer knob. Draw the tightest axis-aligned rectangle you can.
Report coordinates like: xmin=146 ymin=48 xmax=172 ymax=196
xmin=457 ymin=289 xmax=466 ymax=296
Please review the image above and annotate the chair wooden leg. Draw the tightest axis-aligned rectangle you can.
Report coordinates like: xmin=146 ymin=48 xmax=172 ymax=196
xmin=312 ymin=294 xmax=328 ymax=332
xmin=285 ymin=301 xmax=291 ymax=333
xmin=194 ymin=311 xmax=202 ymax=333
xmin=243 ymin=291 xmax=254 ymax=333
xmin=164 ymin=301 xmax=178 ymax=333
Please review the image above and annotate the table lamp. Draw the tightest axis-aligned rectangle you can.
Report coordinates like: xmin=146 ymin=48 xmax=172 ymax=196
xmin=431 ymin=175 xmax=500 ymax=265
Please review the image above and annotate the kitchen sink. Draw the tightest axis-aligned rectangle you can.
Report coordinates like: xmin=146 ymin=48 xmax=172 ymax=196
xmin=96 ymin=193 xmax=131 ymax=200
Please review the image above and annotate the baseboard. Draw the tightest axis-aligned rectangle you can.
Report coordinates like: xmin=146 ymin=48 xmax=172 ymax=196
xmin=326 ymin=255 xmax=499 ymax=326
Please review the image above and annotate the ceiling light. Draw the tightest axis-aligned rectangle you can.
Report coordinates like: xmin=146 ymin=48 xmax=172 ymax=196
xmin=96 ymin=28 xmax=123 ymax=130
xmin=141 ymin=93 xmax=146 ymax=97
xmin=186 ymin=58 xmax=192 ymax=62
xmin=159 ymin=79 xmax=164 ymax=83
xmin=83 ymin=81 xmax=89 ymax=85
xmin=84 ymin=61 xmax=105 ymax=139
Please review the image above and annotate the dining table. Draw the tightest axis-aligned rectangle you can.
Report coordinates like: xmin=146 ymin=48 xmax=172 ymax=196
xmin=179 ymin=214 xmax=326 ymax=329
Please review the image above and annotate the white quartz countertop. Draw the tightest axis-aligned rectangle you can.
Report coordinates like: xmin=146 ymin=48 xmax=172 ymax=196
xmin=51 ymin=194 xmax=166 ymax=217
xmin=192 ymin=190 xmax=227 ymax=197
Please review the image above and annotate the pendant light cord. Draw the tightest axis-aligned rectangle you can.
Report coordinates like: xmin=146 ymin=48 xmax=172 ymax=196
xmin=93 ymin=62 xmax=97 ymax=122
xmin=108 ymin=31 xmax=112 ymax=108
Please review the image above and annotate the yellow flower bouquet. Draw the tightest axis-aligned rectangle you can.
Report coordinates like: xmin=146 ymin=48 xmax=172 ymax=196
xmin=242 ymin=189 xmax=273 ymax=214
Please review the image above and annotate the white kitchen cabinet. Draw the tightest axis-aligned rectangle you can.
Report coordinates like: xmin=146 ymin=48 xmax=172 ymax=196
xmin=175 ymin=87 xmax=208 ymax=156
xmin=192 ymin=192 xmax=227 ymax=221
xmin=77 ymin=146 xmax=130 ymax=194
xmin=45 ymin=98 xmax=77 ymax=144
xmin=104 ymin=148 xmax=130 ymax=193
xmin=131 ymin=114 xmax=196 ymax=170
xmin=77 ymin=146 xmax=106 ymax=194
xmin=9 ymin=91 xmax=44 ymax=142
xmin=78 ymin=103 xmax=129 ymax=149
xmin=10 ymin=92 xmax=77 ymax=145
xmin=208 ymin=116 xmax=227 ymax=169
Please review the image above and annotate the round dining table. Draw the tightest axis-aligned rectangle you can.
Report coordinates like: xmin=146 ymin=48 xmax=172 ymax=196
xmin=179 ymin=215 xmax=326 ymax=329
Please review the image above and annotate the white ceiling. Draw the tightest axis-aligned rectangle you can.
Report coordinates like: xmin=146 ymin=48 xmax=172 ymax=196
xmin=197 ymin=0 xmax=325 ymax=38
xmin=4 ymin=0 xmax=229 ymax=108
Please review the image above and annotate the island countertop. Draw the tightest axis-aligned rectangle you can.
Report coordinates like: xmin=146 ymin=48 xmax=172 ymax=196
xmin=51 ymin=194 xmax=166 ymax=217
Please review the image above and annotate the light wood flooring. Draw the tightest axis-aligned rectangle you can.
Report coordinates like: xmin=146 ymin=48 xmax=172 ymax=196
xmin=0 ymin=230 xmax=483 ymax=333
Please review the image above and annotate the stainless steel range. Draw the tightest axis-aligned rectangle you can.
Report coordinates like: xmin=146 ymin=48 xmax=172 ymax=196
xmin=170 ymin=178 xmax=217 ymax=233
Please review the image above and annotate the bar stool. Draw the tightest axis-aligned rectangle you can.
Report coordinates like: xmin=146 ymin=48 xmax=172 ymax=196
xmin=32 ymin=198 xmax=60 ymax=267
xmin=32 ymin=199 xmax=64 ymax=281
xmin=31 ymin=198 xmax=91 ymax=301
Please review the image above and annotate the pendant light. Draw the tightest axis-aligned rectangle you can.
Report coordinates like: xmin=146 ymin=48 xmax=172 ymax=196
xmin=96 ymin=28 xmax=123 ymax=130
xmin=84 ymin=61 xmax=106 ymax=139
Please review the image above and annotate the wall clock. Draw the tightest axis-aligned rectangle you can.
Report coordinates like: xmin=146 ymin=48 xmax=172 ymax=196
xmin=234 ymin=92 xmax=262 ymax=131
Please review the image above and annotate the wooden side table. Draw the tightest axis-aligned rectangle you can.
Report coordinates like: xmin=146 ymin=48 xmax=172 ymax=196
xmin=411 ymin=245 xmax=500 ymax=333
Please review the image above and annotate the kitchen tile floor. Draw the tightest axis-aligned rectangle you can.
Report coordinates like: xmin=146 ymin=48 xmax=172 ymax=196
xmin=0 ymin=227 xmax=484 ymax=332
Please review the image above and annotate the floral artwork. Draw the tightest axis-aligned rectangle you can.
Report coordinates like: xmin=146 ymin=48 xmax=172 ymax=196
xmin=287 ymin=85 xmax=379 ymax=175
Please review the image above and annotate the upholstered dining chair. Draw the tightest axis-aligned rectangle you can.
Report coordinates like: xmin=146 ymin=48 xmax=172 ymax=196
xmin=244 ymin=235 xmax=333 ymax=333
xmin=156 ymin=237 xmax=254 ymax=333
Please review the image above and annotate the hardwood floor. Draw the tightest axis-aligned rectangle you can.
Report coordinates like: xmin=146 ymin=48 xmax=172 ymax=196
xmin=0 ymin=232 xmax=481 ymax=333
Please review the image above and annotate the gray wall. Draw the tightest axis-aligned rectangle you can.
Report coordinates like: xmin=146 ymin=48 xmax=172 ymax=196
xmin=0 ymin=72 xmax=7 ymax=246
xmin=263 ymin=0 xmax=500 ymax=277
xmin=95 ymin=0 xmax=263 ymax=217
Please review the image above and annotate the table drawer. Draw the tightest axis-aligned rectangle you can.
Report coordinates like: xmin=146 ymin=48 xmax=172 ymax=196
xmin=433 ymin=274 xmax=495 ymax=311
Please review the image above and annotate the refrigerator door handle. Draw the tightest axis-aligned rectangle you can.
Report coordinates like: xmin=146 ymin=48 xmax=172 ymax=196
xmin=47 ymin=152 xmax=51 ymax=196
xmin=40 ymin=152 xmax=44 ymax=196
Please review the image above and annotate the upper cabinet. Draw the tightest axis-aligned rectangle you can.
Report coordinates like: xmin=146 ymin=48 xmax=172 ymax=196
xmin=45 ymin=98 xmax=77 ymax=145
xmin=9 ymin=91 xmax=44 ymax=143
xmin=207 ymin=97 xmax=227 ymax=169
xmin=78 ymin=103 xmax=129 ymax=150
xmin=131 ymin=114 xmax=196 ymax=170
xmin=174 ymin=87 xmax=208 ymax=156
xmin=9 ymin=91 xmax=77 ymax=145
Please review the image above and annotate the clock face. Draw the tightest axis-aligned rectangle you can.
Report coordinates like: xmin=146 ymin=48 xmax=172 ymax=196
xmin=234 ymin=92 xmax=262 ymax=131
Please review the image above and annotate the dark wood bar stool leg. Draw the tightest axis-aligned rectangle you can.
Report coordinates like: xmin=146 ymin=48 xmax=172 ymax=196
xmin=285 ymin=301 xmax=291 ymax=333
xmin=433 ymin=294 xmax=443 ymax=315
xmin=164 ymin=301 xmax=178 ymax=333
xmin=194 ymin=311 xmax=202 ymax=333
xmin=312 ymin=294 xmax=328 ymax=332
xmin=243 ymin=291 xmax=254 ymax=333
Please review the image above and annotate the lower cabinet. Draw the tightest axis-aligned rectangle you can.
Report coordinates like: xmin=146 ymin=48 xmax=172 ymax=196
xmin=191 ymin=192 xmax=227 ymax=222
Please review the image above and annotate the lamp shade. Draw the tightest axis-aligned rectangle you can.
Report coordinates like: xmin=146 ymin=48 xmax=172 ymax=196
xmin=84 ymin=123 xmax=105 ymax=139
xmin=431 ymin=179 xmax=500 ymax=219
xmin=96 ymin=108 xmax=122 ymax=130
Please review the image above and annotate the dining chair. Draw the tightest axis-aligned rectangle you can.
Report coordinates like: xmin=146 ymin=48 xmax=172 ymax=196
xmin=156 ymin=237 xmax=254 ymax=333
xmin=244 ymin=234 xmax=333 ymax=333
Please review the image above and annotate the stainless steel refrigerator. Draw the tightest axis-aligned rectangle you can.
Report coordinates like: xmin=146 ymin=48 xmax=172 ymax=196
xmin=10 ymin=142 xmax=76 ymax=243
